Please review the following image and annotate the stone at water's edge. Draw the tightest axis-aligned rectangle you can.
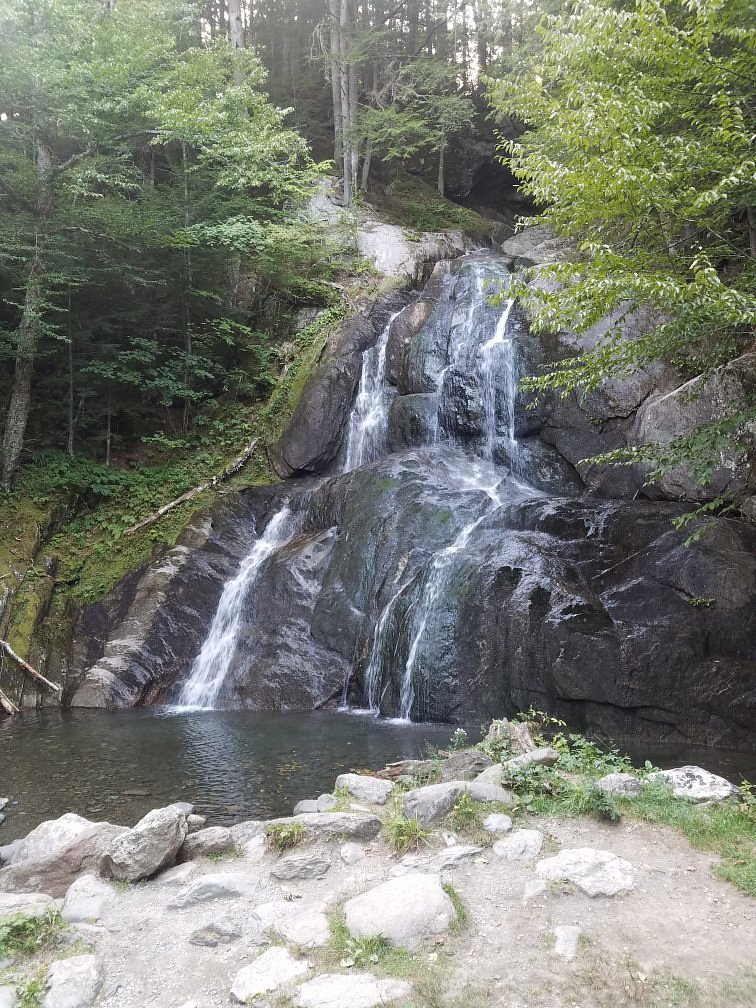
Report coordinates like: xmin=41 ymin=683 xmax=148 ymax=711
xmin=8 ymin=813 xmax=94 ymax=865
xmin=230 ymin=947 xmax=310 ymax=1003
xmin=344 ymin=873 xmax=455 ymax=949
xmin=648 ymin=766 xmax=742 ymax=803
xmin=43 ymin=954 xmax=103 ymax=1008
xmin=536 ymin=848 xmax=636 ymax=897
xmin=334 ymin=773 xmax=395 ymax=804
xmin=178 ymin=826 xmax=235 ymax=861
xmin=99 ymin=806 xmax=187 ymax=883
xmin=295 ymin=973 xmax=412 ymax=1008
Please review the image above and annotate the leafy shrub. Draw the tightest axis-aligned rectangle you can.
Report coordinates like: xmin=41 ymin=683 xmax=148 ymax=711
xmin=265 ymin=821 xmax=308 ymax=853
xmin=0 ymin=910 xmax=62 ymax=958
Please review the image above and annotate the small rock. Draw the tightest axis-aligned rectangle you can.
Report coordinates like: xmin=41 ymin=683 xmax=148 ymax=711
xmin=493 ymin=829 xmax=543 ymax=862
xmin=43 ymin=954 xmax=103 ymax=1008
xmin=392 ymin=845 xmax=481 ymax=877
xmin=439 ymin=751 xmax=494 ymax=782
xmin=186 ymin=814 xmax=207 ymax=833
xmin=553 ymin=925 xmax=581 ymax=960
xmin=252 ymin=899 xmax=330 ymax=949
xmin=596 ymin=773 xmax=645 ymax=797
xmin=230 ymin=947 xmax=309 ymax=1003
xmin=168 ymin=801 xmax=195 ymax=816
xmin=188 ymin=917 xmax=242 ymax=947
xmin=61 ymin=875 xmax=115 ymax=923
xmin=482 ymin=813 xmax=512 ymax=833
xmin=334 ymin=774 xmax=394 ymax=805
xmin=168 ymin=871 xmax=257 ymax=909
xmin=271 ymin=849 xmax=331 ymax=881
xmin=316 ymin=794 xmax=337 ymax=812
xmin=293 ymin=800 xmax=319 ymax=814
xmin=0 ymin=893 xmax=56 ymax=918
xmin=536 ymin=848 xmax=636 ymax=897
xmin=504 ymin=748 xmax=560 ymax=773
xmin=155 ymin=862 xmax=200 ymax=886
xmin=647 ymin=766 xmax=741 ymax=803
xmin=0 ymin=986 xmax=17 ymax=1008
xmin=263 ymin=813 xmax=382 ymax=841
xmin=344 ymin=873 xmax=455 ymax=949
xmin=0 ymin=799 xmax=8 ymax=812
xmin=296 ymin=973 xmax=412 ymax=1008
xmin=99 ymin=805 xmax=188 ymax=882
xmin=339 ymin=842 xmax=364 ymax=865
xmin=178 ymin=826 xmax=235 ymax=861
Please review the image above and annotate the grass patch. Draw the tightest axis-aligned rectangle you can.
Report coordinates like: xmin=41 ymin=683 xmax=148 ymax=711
xmin=385 ymin=809 xmax=432 ymax=855
xmin=0 ymin=911 xmax=63 ymax=959
xmin=441 ymin=882 xmax=468 ymax=933
xmin=324 ymin=916 xmax=416 ymax=977
xmin=375 ymin=174 xmax=491 ymax=242
xmin=264 ymin=821 xmax=309 ymax=853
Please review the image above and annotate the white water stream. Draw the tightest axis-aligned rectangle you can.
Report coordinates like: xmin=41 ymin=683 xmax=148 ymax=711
xmin=343 ymin=312 xmax=401 ymax=472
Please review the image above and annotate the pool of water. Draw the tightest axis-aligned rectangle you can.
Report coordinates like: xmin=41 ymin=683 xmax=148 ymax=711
xmin=0 ymin=708 xmax=458 ymax=841
xmin=1 ymin=709 xmax=754 ymax=843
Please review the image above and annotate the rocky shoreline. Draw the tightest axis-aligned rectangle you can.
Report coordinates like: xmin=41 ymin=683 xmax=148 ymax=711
xmin=1 ymin=720 xmax=754 ymax=1008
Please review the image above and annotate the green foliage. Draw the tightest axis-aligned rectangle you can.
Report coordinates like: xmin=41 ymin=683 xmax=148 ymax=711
xmin=329 ymin=920 xmax=393 ymax=969
xmin=14 ymin=972 xmax=47 ymax=1008
xmin=449 ymin=792 xmax=484 ymax=833
xmin=449 ymin=728 xmax=469 ymax=751
xmin=487 ymin=0 xmax=756 ymax=493
xmin=441 ymin=882 xmax=468 ymax=933
xmin=385 ymin=810 xmax=432 ymax=855
xmin=378 ymin=176 xmax=490 ymax=240
xmin=0 ymin=910 xmax=62 ymax=959
xmin=264 ymin=821 xmax=309 ymax=853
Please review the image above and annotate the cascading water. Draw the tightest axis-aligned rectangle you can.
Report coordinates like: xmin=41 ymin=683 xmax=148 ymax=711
xmin=479 ymin=298 xmax=517 ymax=467
xmin=343 ymin=312 xmax=400 ymax=472
xmin=175 ymin=506 xmax=295 ymax=709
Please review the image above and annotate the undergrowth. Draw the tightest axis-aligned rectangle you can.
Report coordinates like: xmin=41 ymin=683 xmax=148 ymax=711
xmin=0 ymin=910 xmax=63 ymax=958
xmin=385 ymin=806 xmax=432 ymax=855
xmin=264 ymin=821 xmax=309 ymax=853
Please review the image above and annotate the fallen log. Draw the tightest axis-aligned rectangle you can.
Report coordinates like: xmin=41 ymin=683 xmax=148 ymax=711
xmin=123 ymin=437 xmax=259 ymax=538
xmin=0 ymin=639 xmax=61 ymax=694
xmin=0 ymin=684 xmax=19 ymax=715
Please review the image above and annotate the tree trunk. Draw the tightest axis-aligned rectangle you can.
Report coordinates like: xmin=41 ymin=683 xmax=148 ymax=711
xmin=361 ymin=134 xmax=373 ymax=190
xmin=437 ymin=138 xmax=446 ymax=196
xmin=339 ymin=0 xmax=353 ymax=206
xmin=228 ymin=0 xmax=244 ymax=50
xmin=328 ymin=0 xmax=344 ymax=179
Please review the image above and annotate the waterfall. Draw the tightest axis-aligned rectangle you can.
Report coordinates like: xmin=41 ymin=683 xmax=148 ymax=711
xmin=343 ymin=312 xmax=400 ymax=472
xmin=361 ymin=584 xmax=407 ymax=713
xmin=175 ymin=506 xmax=295 ymax=710
xmin=479 ymin=298 xmax=518 ymax=468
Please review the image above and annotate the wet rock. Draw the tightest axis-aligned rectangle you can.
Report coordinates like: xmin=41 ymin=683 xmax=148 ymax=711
xmin=230 ymin=947 xmax=310 ymax=1003
xmin=344 ymin=873 xmax=455 ymax=949
xmin=0 ymin=824 xmax=126 ymax=898
xmin=264 ymin=813 xmax=382 ymax=841
xmin=295 ymin=973 xmax=412 ymax=1008
xmin=536 ymin=848 xmax=636 ymax=897
xmin=493 ymin=830 xmax=543 ymax=862
xmin=0 ymin=800 xmax=8 ymax=812
xmin=0 ymin=893 xmax=56 ymax=918
xmin=61 ymin=875 xmax=115 ymax=923
xmin=387 ymin=393 xmax=440 ymax=451
xmin=178 ymin=826 xmax=235 ymax=861
xmin=483 ymin=813 xmax=513 ymax=834
xmin=386 ymin=300 xmax=435 ymax=386
xmin=597 ymin=773 xmax=645 ymax=798
xmin=43 ymin=954 xmax=103 ymax=1008
xmin=439 ymin=751 xmax=494 ymax=782
xmin=553 ymin=925 xmax=581 ymax=960
xmin=270 ymin=850 xmax=331 ymax=881
xmin=334 ymin=774 xmax=394 ymax=805
xmin=168 ymin=872 xmax=258 ymax=909
xmin=99 ymin=806 xmax=187 ymax=883
xmin=251 ymin=899 xmax=330 ymax=949
xmin=648 ymin=767 xmax=741 ymax=803
xmin=504 ymin=748 xmax=560 ymax=773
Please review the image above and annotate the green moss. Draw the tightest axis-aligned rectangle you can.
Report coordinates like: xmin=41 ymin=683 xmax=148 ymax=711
xmin=375 ymin=174 xmax=491 ymax=242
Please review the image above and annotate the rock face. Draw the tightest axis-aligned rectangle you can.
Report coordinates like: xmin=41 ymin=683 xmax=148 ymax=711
xmin=99 ymin=806 xmax=188 ymax=883
xmin=536 ymin=848 xmax=636 ymax=897
xmin=648 ymin=766 xmax=741 ymax=803
xmin=344 ymin=873 xmax=456 ymax=949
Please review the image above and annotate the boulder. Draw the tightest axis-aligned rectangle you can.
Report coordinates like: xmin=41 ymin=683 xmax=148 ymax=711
xmin=0 ymin=822 xmax=127 ymax=898
xmin=61 ymin=875 xmax=115 ymax=924
xmin=295 ymin=973 xmax=412 ymax=1008
xmin=392 ymin=845 xmax=482 ymax=876
xmin=186 ymin=814 xmax=207 ymax=833
xmin=647 ymin=766 xmax=741 ymax=803
xmin=439 ymin=751 xmax=494 ymax=782
xmin=316 ymin=794 xmax=338 ymax=812
xmin=344 ymin=873 xmax=455 ymax=949
xmin=99 ymin=805 xmax=188 ymax=882
xmin=251 ymin=899 xmax=330 ymax=949
xmin=293 ymin=800 xmax=319 ymax=814
xmin=402 ymin=780 xmax=513 ymax=827
xmin=178 ymin=826 xmax=235 ymax=861
xmin=43 ymin=955 xmax=103 ymax=1008
xmin=340 ymin=842 xmax=365 ymax=865
xmin=263 ymin=813 xmax=382 ymax=841
xmin=499 ymin=226 xmax=575 ymax=267
xmin=504 ymin=748 xmax=560 ymax=773
xmin=536 ymin=848 xmax=636 ymax=897
xmin=9 ymin=814 xmax=96 ymax=865
xmin=155 ymin=862 xmax=199 ymax=887
xmin=270 ymin=850 xmax=331 ymax=881
xmin=596 ymin=773 xmax=645 ymax=798
xmin=0 ymin=892 xmax=56 ymax=918
xmin=474 ymin=765 xmax=505 ymax=787
xmin=492 ymin=830 xmax=543 ymax=862
xmin=482 ymin=813 xmax=513 ymax=834
xmin=230 ymin=947 xmax=310 ymax=1003
xmin=168 ymin=872 xmax=258 ymax=909
xmin=334 ymin=774 xmax=394 ymax=805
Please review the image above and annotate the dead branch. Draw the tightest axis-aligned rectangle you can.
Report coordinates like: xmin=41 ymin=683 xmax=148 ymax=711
xmin=0 ymin=639 xmax=61 ymax=694
xmin=0 ymin=684 xmax=19 ymax=715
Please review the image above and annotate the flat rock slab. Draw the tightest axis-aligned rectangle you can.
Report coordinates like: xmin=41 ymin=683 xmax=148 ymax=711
xmin=178 ymin=826 xmax=235 ymax=861
xmin=536 ymin=848 xmax=636 ymax=897
xmin=493 ymin=829 xmax=543 ymax=862
xmin=61 ymin=874 xmax=115 ymax=923
xmin=265 ymin=813 xmax=382 ymax=840
xmin=168 ymin=871 xmax=258 ymax=909
xmin=296 ymin=973 xmax=411 ymax=1008
xmin=344 ymin=872 xmax=455 ymax=949
xmin=402 ymin=780 xmax=513 ymax=826
xmin=392 ymin=844 xmax=482 ymax=876
xmin=597 ymin=773 xmax=645 ymax=797
xmin=155 ymin=862 xmax=200 ymax=887
xmin=334 ymin=773 xmax=394 ymax=804
xmin=0 ymin=892 xmax=56 ymax=918
xmin=252 ymin=899 xmax=330 ymax=949
xmin=43 ymin=954 xmax=103 ymax=1008
xmin=99 ymin=805 xmax=187 ymax=882
xmin=648 ymin=766 xmax=741 ymax=803
xmin=188 ymin=916 xmax=243 ymax=947
xmin=271 ymin=849 xmax=331 ymax=881
xmin=231 ymin=946 xmax=310 ymax=1002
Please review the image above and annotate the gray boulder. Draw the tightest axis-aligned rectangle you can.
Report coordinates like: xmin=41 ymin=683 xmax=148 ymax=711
xmin=647 ymin=766 xmax=741 ymax=803
xmin=0 ymin=892 xmax=56 ymax=918
xmin=251 ymin=899 xmax=330 ymax=949
xmin=9 ymin=814 xmax=95 ymax=865
xmin=178 ymin=826 xmax=235 ymax=861
xmin=43 ymin=955 xmax=103 ymax=1008
xmin=334 ymin=774 xmax=394 ymax=805
xmin=597 ymin=773 xmax=645 ymax=797
xmin=61 ymin=875 xmax=115 ymax=924
xmin=492 ymin=829 xmax=543 ymax=862
xmin=344 ymin=873 xmax=455 ymax=949
xmin=99 ymin=805 xmax=188 ymax=882
xmin=482 ymin=813 xmax=513 ymax=834
xmin=270 ymin=850 xmax=331 ymax=881
xmin=230 ymin=947 xmax=310 ymax=1003
xmin=316 ymin=794 xmax=338 ymax=812
xmin=504 ymin=748 xmax=560 ymax=773
xmin=263 ymin=813 xmax=382 ymax=841
xmin=439 ymin=751 xmax=494 ymax=781
xmin=168 ymin=872 xmax=258 ymax=909
xmin=295 ymin=973 xmax=412 ymax=1008
xmin=499 ymin=226 xmax=575 ymax=267
xmin=293 ymin=800 xmax=319 ymax=814
xmin=402 ymin=780 xmax=513 ymax=827
xmin=536 ymin=848 xmax=636 ymax=897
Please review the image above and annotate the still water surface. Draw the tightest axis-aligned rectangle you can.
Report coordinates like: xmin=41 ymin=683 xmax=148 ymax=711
xmin=2 ymin=709 xmax=754 ymax=842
